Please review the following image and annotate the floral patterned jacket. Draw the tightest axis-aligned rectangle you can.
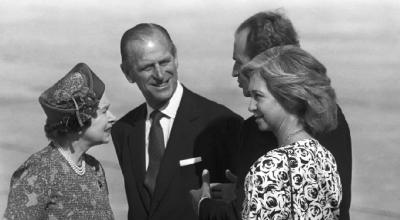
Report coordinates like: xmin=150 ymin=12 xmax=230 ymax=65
xmin=3 ymin=144 xmax=114 ymax=220
xmin=242 ymin=139 xmax=342 ymax=220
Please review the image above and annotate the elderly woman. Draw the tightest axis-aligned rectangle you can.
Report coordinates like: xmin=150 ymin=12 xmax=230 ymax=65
xmin=241 ymin=45 xmax=342 ymax=220
xmin=3 ymin=63 xmax=116 ymax=219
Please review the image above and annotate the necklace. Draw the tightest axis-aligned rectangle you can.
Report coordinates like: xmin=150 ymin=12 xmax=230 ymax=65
xmin=54 ymin=142 xmax=86 ymax=176
xmin=282 ymin=129 xmax=305 ymax=146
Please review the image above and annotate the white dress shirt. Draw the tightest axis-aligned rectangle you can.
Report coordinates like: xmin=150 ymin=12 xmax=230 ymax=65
xmin=145 ymin=82 xmax=183 ymax=170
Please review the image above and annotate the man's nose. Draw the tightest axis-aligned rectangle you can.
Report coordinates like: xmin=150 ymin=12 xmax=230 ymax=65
xmin=153 ymin=63 xmax=163 ymax=79
xmin=232 ymin=63 xmax=239 ymax=77
xmin=232 ymin=69 xmax=239 ymax=77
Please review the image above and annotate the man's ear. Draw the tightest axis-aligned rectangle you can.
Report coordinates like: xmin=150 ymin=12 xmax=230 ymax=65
xmin=174 ymin=56 xmax=179 ymax=68
xmin=120 ymin=63 xmax=135 ymax=83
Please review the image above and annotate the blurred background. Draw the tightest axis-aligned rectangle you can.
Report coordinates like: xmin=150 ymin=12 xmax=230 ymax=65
xmin=1 ymin=0 xmax=399 ymax=219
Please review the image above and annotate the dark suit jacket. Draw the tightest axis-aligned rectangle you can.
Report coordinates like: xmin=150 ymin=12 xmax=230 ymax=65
xmin=112 ymin=87 xmax=242 ymax=220
xmin=200 ymin=106 xmax=352 ymax=220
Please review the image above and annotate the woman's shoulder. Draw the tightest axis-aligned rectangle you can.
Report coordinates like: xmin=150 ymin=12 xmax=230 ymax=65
xmin=4 ymin=145 xmax=57 ymax=219
xmin=249 ymin=146 xmax=289 ymax=174
xmin=295 ymin=138 xmax=337 ymax=162
xmin=249 ymin=138 xmax=337 ymax=173
xmin=283 ymin=138 xmax=332 ymax=155
xmin=284 ymin=138 xmax=338 ymax=171
xmin=26 ymin=144 xmax=57 ymax=160
xmin=84 ymin=153 xmax=106 ymax=174
xmin=84 ymin=153 xmax=101 ymax=167
xmin=9 ymin=144 xmax=56 ymax=187
xmin=15 ymin=145 xmax=55 ymax=171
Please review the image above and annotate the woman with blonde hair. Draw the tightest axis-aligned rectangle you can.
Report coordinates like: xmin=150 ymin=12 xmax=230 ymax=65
xmin=241 ymin=45 xmax=342 ymax=220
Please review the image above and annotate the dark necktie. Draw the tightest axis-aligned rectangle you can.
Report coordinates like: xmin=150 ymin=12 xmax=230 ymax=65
xmin=144 ymin=110 xmax=165 ymax=196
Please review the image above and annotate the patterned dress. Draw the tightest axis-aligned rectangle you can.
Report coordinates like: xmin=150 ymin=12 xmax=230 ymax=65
xmin=3 ymin=143 xmax=114 ymax=220
xmin=242 ymin=139 xmax=342 ymax=220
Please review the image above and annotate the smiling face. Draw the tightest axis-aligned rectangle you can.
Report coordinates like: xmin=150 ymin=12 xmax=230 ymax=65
xmin=122 ymin=32 xmax=178 ymax=109
xmin=81 ymin=94 xmax=116 ymax=146
xmin=232 ymin=28 xmax=251 ymax=97
xmin=247 ymin=72 xmax=287 ymax=132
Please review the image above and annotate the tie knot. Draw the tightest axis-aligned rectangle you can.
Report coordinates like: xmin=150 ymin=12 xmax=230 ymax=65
xmin=150 ymin=110 xmax=165 ymax=122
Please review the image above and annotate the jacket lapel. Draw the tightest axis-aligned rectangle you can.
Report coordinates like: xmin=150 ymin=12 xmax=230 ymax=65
xmin=126 ymin=104 xmax=151 ymax=212
xmin=149 ymin=87 xmax=200 ymax=214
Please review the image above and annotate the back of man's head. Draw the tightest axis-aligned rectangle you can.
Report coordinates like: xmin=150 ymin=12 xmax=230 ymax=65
xmin=120 ymin=23 xmax=177 ymax=64
xmin=236 ymin=10 xmax=300 ymax=59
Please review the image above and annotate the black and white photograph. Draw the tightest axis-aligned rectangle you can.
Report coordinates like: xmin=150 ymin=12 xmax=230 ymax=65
xmin=1 ymin=0 xmax=399 ymax=219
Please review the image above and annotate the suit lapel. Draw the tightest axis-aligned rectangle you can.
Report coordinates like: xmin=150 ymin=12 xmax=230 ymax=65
xmin=150 ymin=88 xmax=200 ymax=213
xmin=126 ymin=104 xmax=151 ymax=212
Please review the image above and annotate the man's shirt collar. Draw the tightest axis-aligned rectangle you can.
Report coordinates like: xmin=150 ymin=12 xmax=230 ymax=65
xmin=146 ymin=81 xmax=183 ymax=120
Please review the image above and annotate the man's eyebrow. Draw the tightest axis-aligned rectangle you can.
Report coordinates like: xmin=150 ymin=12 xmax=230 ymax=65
xmin=252 ymin=89 xmax=262 ymax=93
xmin=160 ymin=57 xmax=172 ymax=63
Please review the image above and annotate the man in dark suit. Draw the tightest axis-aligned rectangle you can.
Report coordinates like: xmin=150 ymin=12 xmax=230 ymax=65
xmin=111 ymin=23 xmax=242 ymax=220
xmin=196 ymin=11 xmax=352 ymax=220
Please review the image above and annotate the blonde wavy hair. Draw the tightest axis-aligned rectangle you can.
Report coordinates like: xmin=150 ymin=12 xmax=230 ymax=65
xmin=242 ymin=45 xmax=337 ymax=134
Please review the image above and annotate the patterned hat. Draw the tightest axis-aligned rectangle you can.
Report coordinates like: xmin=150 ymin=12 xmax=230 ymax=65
xmin=39 ymin=63 xmax=105 ymax=128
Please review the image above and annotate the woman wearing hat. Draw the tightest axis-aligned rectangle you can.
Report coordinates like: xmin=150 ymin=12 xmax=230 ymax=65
xmin=3 ymin=63 xmax=115 ymax=219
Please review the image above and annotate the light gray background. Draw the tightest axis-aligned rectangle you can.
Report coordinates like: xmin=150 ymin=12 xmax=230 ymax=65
xmin=1 ymin=0 xmax=399 ymax=219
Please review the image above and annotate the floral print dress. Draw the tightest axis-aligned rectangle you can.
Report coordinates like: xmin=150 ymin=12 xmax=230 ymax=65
xmin=3 ymin=143 xmax=114 ymax=220
xmin=242 ymin=139 xmax=342 ymax=220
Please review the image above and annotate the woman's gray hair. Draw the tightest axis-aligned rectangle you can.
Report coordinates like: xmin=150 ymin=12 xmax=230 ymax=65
xmin=242 ymin=45 xmax=337 ymax=134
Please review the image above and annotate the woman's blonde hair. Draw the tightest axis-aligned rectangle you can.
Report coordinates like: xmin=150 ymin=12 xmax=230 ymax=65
xmin=242 ymin=45 xmax=337 ymax=134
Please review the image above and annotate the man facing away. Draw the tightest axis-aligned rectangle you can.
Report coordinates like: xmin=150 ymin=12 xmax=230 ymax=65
xmin=111 ymin=23 xmax=242 ymax=220
xmin=196 ymin=11 xmax=352 ymax=220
